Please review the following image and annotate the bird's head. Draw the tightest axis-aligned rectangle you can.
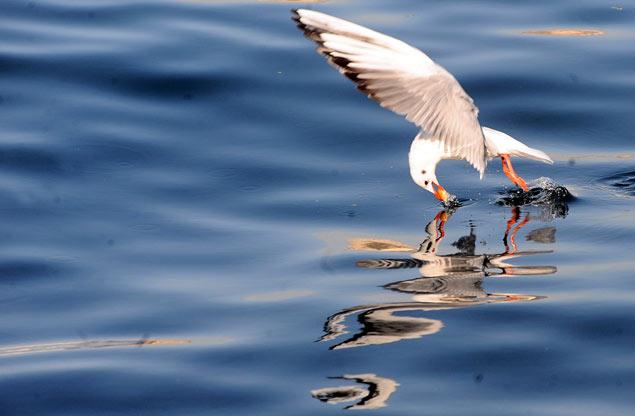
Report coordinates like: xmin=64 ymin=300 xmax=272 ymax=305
xmin=410 ymin=167 xmax=452 ymax=204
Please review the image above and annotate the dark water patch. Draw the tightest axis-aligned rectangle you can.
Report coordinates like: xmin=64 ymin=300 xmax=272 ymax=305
xmin=106 ymin=72 xmax=226 ymax=100
xmin=601 ymin=169 xmax=635 ymax=196
xmin=0 ymin=261 xmax=60 ymax=280
xmin=0 ymin=146 xmax=64 ymax=175
xmin=0 ymin=364 xmax=266 ymax=415
xmin=567 ymin=316 xmax=635 ymax=344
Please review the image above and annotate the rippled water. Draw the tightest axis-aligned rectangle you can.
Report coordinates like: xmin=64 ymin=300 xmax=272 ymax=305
xmin=1 ymin=0 xmax=634 ymax=414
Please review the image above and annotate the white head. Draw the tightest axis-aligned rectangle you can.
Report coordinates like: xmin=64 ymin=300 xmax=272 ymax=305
xmin=409 ymin=138 xmax=451 ymax=204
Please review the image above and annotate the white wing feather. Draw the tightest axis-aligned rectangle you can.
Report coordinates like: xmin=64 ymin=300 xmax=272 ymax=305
xmin=293 ymin=9 xmax=487 ymax=177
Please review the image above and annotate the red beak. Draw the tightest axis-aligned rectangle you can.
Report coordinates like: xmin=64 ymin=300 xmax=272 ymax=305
xmin=432 ymin=182 xmax=449 ymax=203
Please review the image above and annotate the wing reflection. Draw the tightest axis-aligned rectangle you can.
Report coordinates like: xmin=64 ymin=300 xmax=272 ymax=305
xmin=311 ymin=373 xmax=398 ymax=410
xmin=322 ymin=208 xmax=555 ymax=349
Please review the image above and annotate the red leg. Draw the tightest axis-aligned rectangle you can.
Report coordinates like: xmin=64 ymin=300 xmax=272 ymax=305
xmin=503 ymin=207 xmax=520 ymax=253
xmin=434 ymin=211 xmax=449 ymax=239
xmin=508 ymin=212 xmax=530 ymax=255
xmin=501 ymin=154 xmax=529 ymax=192
xmin=503 ymin=207 xmax=530 ymax=256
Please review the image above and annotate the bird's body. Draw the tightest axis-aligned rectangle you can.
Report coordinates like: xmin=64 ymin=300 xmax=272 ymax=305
xmin=292 ymin=9 xmax=553 ymax=204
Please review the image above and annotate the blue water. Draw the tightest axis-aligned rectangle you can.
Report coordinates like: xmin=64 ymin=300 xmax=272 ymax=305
xmin=1 ymin=0 xmax=634 ymax=414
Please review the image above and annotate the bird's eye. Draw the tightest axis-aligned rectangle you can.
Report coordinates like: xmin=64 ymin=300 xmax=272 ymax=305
xmin=421 ymin=170 xmax=426 ymax=174
xmin=424 ymin=180 xmax=429 ymax=185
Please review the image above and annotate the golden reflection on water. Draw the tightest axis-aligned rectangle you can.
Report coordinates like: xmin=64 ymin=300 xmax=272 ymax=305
xmin=243 ymin=289 xmax=315 ymax=302
xmin=0 ymin=338 xmax=192 ymax=357
xmin=348 ymin=238 xmax=415 ymax=252
xmin=522 ymin=29 xmax=605 ymax=36
xmin=321 ymin=208 xmax=556 ymax=350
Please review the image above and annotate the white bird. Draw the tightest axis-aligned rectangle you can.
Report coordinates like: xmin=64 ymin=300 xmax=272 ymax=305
xmin=292 ymin=9 xmax=553 ymax=204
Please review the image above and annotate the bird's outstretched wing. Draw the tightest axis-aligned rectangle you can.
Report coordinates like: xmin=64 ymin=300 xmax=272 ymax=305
xmin=292 ymin=9 xmax=487 ymax=177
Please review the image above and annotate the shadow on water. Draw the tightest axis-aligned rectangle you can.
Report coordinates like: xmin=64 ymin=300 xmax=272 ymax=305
xmin=312 ymin=194 xmax=570 ymax=410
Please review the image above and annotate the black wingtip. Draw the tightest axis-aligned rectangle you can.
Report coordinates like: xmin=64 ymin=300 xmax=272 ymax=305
xmin=290 ymin=9 xmax=301 ymax=21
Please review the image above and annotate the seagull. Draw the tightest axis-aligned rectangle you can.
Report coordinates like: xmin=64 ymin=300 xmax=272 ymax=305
xmin=292 ymin=9 xmax=554 ymax=205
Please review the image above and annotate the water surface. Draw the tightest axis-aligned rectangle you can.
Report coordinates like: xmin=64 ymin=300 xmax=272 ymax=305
xmin=1 ymin=0 xmax=634 ymax=414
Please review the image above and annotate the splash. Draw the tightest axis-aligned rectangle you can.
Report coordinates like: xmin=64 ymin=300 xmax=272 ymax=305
xmin=497 ymin=177 xmax=574 ymax=217
xmin=443 ymin=195 xmax=473 ymax=209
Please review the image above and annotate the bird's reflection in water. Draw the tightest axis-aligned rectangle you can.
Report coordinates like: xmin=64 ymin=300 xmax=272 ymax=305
xmin=311 ymin=373 xmax=398 ymax=410
xmin=321 ymin=207 xmax=557 ymax=350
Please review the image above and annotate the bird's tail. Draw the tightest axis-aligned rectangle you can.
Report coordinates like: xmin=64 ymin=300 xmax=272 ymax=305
xmin=482 ymin=127 xmax=553 ymax=164
xmin=513 ymin=145 xmax=553 ymax=164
